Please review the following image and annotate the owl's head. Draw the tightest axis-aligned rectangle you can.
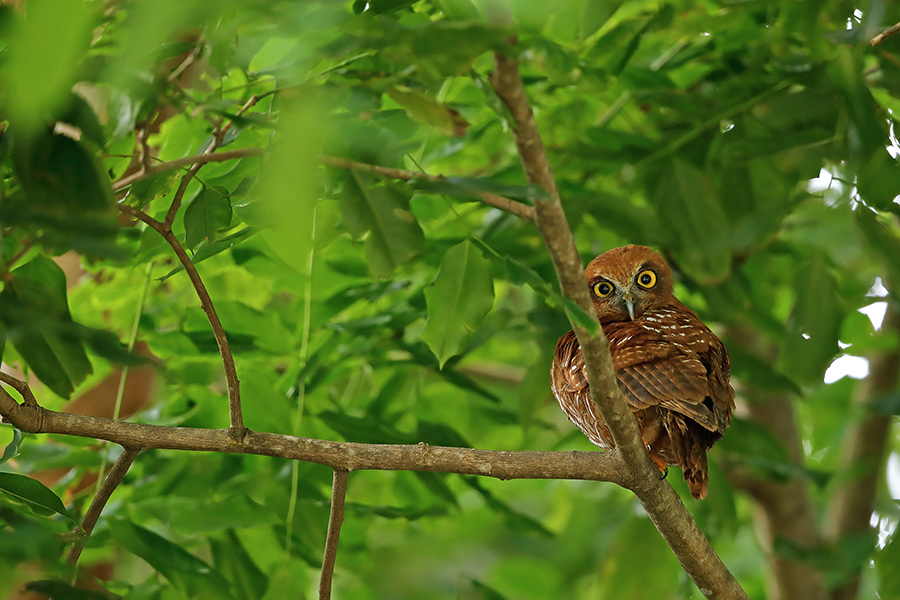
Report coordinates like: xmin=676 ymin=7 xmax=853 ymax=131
xmin=584 ymin=245 xmax=675 ymax=323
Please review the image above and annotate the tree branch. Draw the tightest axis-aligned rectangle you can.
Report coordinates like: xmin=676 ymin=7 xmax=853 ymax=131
xmin=724 ymin=328 xmax=826 ymax=600
xmin=318 ymin=155 xmax=535 ymax=223
xmin=66 ymin=447 xmax=140 ymax=566
xmin=489 ymin=38 xmax=748 ymax=600
xmin=117 ymin=205 xmax=245 ymax=438
xmin=825 ymin=302 xmax=900 ymax=600
xmin=872 ymin=21 xmax=900 ymax=47
xmin=112 ymin=148 xmax=264 ymax=192
xmin=0 ymin=383 xmax=628 ymax=484
xmin=319 ymin=470 xmax=349 ymax=600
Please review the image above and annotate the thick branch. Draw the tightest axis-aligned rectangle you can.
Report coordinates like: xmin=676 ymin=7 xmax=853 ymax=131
xmin=489 ymin=39 xmax=748 ymax=600
xmin=117 ymin=205 xmax=245 ymax=437
xmin=319 ymin=470 xmax=349 ymax=600
xmin=825 ymin=302 xmax=900 ymax=600
xmin=66 ymin=447 xmax=140 ymax=566
xmin=0 ymin=386 xmax=628 ymax=485
xmin=725 ymin=328 xmax=825 ymax=600
xmin=872 ymin=21 xmax=900 ymax=47
xmin=318 ymin=155 xmax=535 ymax=223
xmin=112 ymin=148 xmax=264 ymax=192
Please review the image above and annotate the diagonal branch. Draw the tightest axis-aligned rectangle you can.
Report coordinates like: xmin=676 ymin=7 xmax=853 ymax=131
xmin=0 ymin=379 xmax=627 ymax=485
xmin=66 ymin=447 xmax=141 ymax=566
xmin=872 ymin=21 xmax=900 ymax=47
xmin=489 ymin=37 xmax=748 ymax=600
xmin=319 ymin=470 xmax=349 ymax=600
xmin=319 ymin=155 xmax=535 ymax=222
xmin=117 ymin=205 xmax=245 ymax=438
xmin=112 ymin=148 xmax=264 ymax=192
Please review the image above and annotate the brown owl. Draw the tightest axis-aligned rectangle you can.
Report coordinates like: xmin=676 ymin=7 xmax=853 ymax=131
xmin=551 ymin=245 xmax=733 ymax=499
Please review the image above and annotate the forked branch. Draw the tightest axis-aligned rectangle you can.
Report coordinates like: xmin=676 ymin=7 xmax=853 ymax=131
xmin=0 ymin=376 xmax=627 ymax=484
xmin=117 ymin=204 xmax=245 ymax=437
xmin=488 ymin=37 xmax=748 ymax=600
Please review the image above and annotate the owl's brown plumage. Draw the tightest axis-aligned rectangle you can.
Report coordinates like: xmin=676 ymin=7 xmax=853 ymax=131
xmin=551 ymin=245 xmax=734 ymax=500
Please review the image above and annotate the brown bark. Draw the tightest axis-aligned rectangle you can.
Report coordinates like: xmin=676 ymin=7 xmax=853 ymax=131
xmin=825 ymin=303 xmax=900 ymax=600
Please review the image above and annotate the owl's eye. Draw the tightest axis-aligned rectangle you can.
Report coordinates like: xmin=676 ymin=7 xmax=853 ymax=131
xmin=637 ymin=270 xmax=657 ymax=289
xmin=592 ymin=281 xmax=614 ymax=298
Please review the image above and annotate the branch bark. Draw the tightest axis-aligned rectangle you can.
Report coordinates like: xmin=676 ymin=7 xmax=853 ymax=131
xmin=112 ymin=148 xmax=264 ymax=192
xmin=725 ymin=327 xmax=826 ymax=600
xmin=872 ymin=21 xmax=900 ymax=47
xmin=0 ymin=384 xmax=628 ymax=485
xmin=319 ymin=470 xmax=349 ymax=600
xmin=489 ymin=37 xmax=748 ymax=600
xmin=825 ymin=302 xmax=900 ymax=600
xmin=66 ymin=447 xmax=140 ymax=566
xmin=117 ymin=204 xmax=245 ymax=437
xmin=319 ymin=155 xmax=535 ymax=222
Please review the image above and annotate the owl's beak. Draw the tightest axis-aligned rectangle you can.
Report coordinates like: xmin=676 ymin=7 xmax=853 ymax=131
xmin=623 ymin=293 xmax=636 ymax=320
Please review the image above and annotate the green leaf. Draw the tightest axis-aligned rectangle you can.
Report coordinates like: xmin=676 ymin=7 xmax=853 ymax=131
xmin=857 ymin=151 xmax=900 ymax=216
xmin=386 ymin=86 xmax=469 ymax=137
xmin=159 ymin=226 xmax=258 ymax=282
xmin=340 ymin=170 xmax=425 ymax=277
xmin=423 ymin=240 xmax=494 ymax=368
xmin=411 ymin=176 xmax=548 ymax=201
xmin=183 ymin=187 xmax=233 ymax=249
xmin=0 ymin=472 xmax=73 ymax=520
xmin=109 ymin=518 xmax=238 ymax=600
xmin=597 ymin=516 xmax=681 ymax=599
xmin=24 ymin=580 xmax=114 ymax=600
xmin=209 ymin=531 xmax=269 ymax=600
xmin=877 ymin=532 xmax=900 ymax=600
xmin=856 ymin=207 xmax=900 ymax=302
xmin=12 ymin=130 xmax=114 ymax=214
xmin=0 ymin=256 xmax=92 ymax=398
xmin=777 ymin=254 xmax=842 ymax=384
xmin=652 ymin=159 xmax=731 ymax=283
xmin=252 ymin=96 xmax=323 ymax=274
xmin=1 ymin=429 xmax=24 ymax=465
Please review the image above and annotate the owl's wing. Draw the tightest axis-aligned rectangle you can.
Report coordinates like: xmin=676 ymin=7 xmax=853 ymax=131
xmin=607 ymin=323 xmax=726 ymax=434
xmin=552 ymin=330 xmax=588 ymax=393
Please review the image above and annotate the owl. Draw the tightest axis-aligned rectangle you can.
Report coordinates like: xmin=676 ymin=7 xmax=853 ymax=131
xmin=551 ymin=245 xmax=733 ymax=500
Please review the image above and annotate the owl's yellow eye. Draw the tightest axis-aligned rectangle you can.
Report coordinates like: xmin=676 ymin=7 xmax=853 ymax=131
xmin=636 ymin=270 xmax=657 ymax=289
xmin=592 ymin=281 xmax=614 ymax=298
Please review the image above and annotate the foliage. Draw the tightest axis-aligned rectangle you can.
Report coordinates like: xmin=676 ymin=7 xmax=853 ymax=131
xmin=1 ymin=0 xmax=900 ymax=599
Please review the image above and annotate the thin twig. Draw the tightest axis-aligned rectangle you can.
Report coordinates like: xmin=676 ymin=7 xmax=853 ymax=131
xmin=112 ymin=148 xmax=264 ymax=192
xmin=66 ymin=447 xmax=140 ymax=566
xmin=118 ymin=205 xmax=245 ymax=437
xmin=489 ymin=37 xmax=749 ymax=600
xmin=0 ymin=384 xmax=628 ymax=483
xmin=319 ymin=155 xmax=536 ymax=223
xmin=0 ymin=371 xmax=39 ymax=407
xmin=872 ymin=21 xmax=900 ymax=47
xmin=319 ymin=470 xmax=349 ymax=600
xmin=138 ymin=125 xmax=152 ymax=174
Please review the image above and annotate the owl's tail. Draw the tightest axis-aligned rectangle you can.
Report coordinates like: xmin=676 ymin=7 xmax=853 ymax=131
xmin=665 ymin=412 xmax=712 ymax=500
xmin=683 ymin=443 xmax=709 ymax=500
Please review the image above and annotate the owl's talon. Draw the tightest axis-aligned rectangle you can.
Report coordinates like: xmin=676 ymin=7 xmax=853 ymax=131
xmin=660 ymin=468 xmax=668 ymax=480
